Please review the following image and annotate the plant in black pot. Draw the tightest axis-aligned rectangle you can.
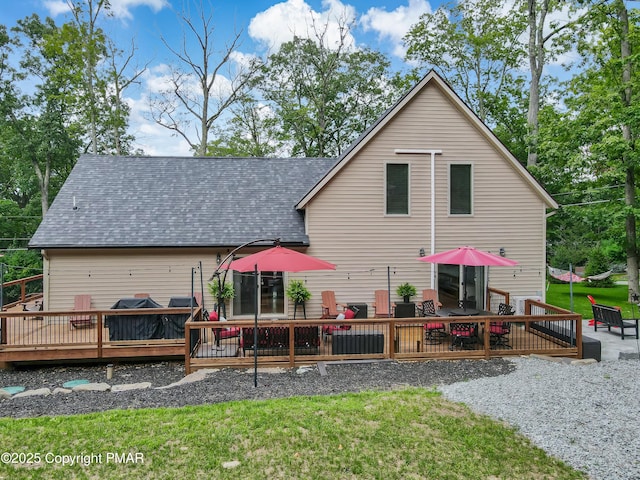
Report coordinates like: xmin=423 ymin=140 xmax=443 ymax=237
xmin=396 ymin=282 xmax=417 ymax=303
xmin=286 ymin=279 xmax=311 ymax=319
xmin=207 ymin=280 xmax=235 ymax=318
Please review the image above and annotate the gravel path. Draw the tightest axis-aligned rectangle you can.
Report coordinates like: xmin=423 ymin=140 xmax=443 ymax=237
xmin=439 ymin=356 xmax=640 ymax=480
xmin=2 ymin=356 xmax=639 ymax=480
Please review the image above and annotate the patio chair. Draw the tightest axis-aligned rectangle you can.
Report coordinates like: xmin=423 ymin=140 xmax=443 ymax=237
xmin=489 ymin=302 xmax=515 ymax=349
xmin=22 ymin=300 xmax=43 ymax=320
xmin=421 ymin=289 xmax=443 ymax=309
xmin=69 ymin=294 xmax=93 ymax=329
xmin=420 ymin=299 xmax=446 ymax=344
xmin=320 ymin=291 xmax=347 ymax=319
xmin=373 ymin=290 xmax=395 ymax=318
xmin=134 ymin=293 xmax=150 ymax=298
xmin=208 ymin=310 xmax=241 ymax=346
xmin=449 ymin=322 xmax=477 ymax=350
xmin=322 ymin=304 xmax=354 ymax=338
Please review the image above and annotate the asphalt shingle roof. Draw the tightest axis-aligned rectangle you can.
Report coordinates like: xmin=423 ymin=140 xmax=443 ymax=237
xmin=29 ymin=155 xmax=336 ymax=249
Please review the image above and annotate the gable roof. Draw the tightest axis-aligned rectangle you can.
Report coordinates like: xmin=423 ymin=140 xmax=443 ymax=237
xmin=296 ymin=70 xmax=558 ymax=210
xmin=29 ymin=155 xmax=336 ymax=249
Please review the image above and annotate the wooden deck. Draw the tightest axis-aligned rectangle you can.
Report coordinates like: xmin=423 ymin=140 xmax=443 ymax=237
xmin=0 ymin=299 xmax=584 ymax=374
xmin=184 ymin=305 xmax=583 ymax=374
xmin=0 ymin=304 xmax=199 ymax=365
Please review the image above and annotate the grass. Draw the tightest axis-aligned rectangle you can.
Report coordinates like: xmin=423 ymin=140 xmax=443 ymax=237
xmin=545 ymin=280 xmax=639 ymax=319
xmin=0 ymin=388 xmax=586 ymax=479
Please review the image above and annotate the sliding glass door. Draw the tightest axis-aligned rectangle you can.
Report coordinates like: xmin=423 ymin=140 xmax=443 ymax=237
xmin=437 ymin=264 xmax=485 ymax=309
xmin=232 ymin=271 xmax=284 ymax=317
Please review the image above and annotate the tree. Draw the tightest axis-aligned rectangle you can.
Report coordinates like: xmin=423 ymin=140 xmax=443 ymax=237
xmin=257 ymin=20 xmax=400 ymax=158
xmin=149 ymin=1 xmax=258 ymax=156
xmin=65 ymin=0 xmax=110 ymax=155
xmin=404 ymin=0 xmax=528 ymax=126
xmin=98 ymin=38 xmax=145 ymax=155
xmin=207 ymin=96 xmax=281 ymax=157
xmin=562 ymin=0 xmax=640 ymax=299
xmin=64 ymin=0 xmax=139 ymax=155
xmin=3 ymin=15 xmax=83 ymax=216
xmin=524 ymin=1 xmax=609 ymax=167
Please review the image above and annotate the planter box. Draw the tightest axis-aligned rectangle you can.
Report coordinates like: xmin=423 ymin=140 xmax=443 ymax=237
xmin=331 ymin=330 xmax=384 ymax=354
xmin=395 ymin=302 xmax=416 ymax=318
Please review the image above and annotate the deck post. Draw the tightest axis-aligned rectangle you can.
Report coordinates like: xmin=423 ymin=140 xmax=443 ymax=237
xmin=97 ymin=312 xmax=103 ymax=358
xmin=482 ymin=319 xmax=491 ymax=359
xmin=389 ymin=319 xmax=396 ymax=358
xmin=185 ymin=322 xmax=191 ymax=375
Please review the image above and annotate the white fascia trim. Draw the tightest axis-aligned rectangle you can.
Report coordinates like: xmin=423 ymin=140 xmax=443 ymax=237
xmin=394 ymin=149 xmax=443 ymax=155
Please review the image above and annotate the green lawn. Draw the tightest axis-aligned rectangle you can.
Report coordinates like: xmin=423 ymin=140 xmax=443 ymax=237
xmin=545 ymin=281 xmax=638 ymax=319
xmin=0 ymin=389 xmax=586 ymax=479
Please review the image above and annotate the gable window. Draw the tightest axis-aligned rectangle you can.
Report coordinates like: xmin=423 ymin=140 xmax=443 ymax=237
xmin=450 ymin=164 xmax=472 ymax=215
xmin=386 ymin=163 xmax=409 ymax=215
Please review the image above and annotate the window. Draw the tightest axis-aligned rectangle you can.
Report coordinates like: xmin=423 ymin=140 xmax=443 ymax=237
xmin=450 ymin=164 xmax=472 ymax=215
xmin=386 ymin=163 xmax=409 ymax=215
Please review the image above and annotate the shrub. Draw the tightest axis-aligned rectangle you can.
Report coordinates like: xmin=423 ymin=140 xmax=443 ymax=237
xmin=585 ymin=248 xmax=614 ymax=287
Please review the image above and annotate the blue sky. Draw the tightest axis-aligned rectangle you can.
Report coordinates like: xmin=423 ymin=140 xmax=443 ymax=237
xmin=1 ymin=0 xmax=445 ymax=155
xmin=4 ymin=0 xmax=628 ymax=156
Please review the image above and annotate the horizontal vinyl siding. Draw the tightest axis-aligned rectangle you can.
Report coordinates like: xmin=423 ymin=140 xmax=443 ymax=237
xmin=45 ymin=249 xmax=221 ymax=311
xmin=301 ymin=81 xmax=548 ymax=316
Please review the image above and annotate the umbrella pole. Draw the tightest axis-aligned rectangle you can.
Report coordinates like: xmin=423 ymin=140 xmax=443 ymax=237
xmin=191 ymin=268 xmax=195 ymax=322
xmin=199 ymin=261 xmax=205 ymax=312
xmin=254 ymin=264 xmax=259 ymax=388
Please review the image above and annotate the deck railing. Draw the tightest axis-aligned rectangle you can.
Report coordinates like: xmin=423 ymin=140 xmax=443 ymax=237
xmin=0 ymin=300 xmax=582 ymax=372
xmin=1 ymin=274 xmax=44 ymax=309
xmin=0 ymin=306 xmax=202 ymax=364
xmin=184 ymin=299 xmax=582 ymax=374
xmin=486 ymin=287 xmax=509 ymax=312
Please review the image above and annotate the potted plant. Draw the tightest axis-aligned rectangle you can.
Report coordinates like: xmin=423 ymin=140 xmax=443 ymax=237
xmin=286 ymin=280 xmax=311 ymax=319
xmin=396 ymin=282 xmax=417 ymax=303
xmin=286 ymin=280 xmax=311 ymax=304
xmin=208 ymin=280 xmax=235 ymax=317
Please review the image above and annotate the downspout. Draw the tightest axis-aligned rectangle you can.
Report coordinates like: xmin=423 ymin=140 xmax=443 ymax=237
xmin=42 ymin=249 xmax=49 ymax=310
xmin=394 ymin=149 xmax=442 ymax=288
xmin=430 ymin=150 xmax=440 ymax=288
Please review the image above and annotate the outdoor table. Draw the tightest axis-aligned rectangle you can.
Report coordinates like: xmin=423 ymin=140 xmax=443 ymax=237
xmin=436 ymin=308 xmax=493 ymax=317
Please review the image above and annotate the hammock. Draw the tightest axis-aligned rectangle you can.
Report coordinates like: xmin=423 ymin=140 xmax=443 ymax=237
xmin=547 ymin=266 xmax=613 ymax=283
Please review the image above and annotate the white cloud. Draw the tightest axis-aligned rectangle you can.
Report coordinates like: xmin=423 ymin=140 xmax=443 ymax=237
xmin=248 ymin=0 xmax=357 ymax=53
xmin=126 ymin=94 xmax=192 ymax=156
xmin=360 ymin=0 xmax=432 ymax=59
xmin=229 ymin=50 xmax=259 ymax=70
xmin=43 ymin=0 xmax=71 ymax=16
xmin=44 ymin=0 xmax=169 ymax=21
xmin=143 ymin=63 xmax=174 ymax=94
xmin=108 ymin=0 xmax=169 ymax=21
xmin=128 ymin=62 xmax=242 ymax=156
xmin=144 ymin=63 xmax=236 ymax=102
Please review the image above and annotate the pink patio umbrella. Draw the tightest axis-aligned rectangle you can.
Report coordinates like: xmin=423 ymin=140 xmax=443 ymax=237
xmin=229 ymin=245 xmax=336 ymax=273
xmin=418 ymin=246 xmax=518 ymax=267
xmin=228 ymin=245 xmax=335 ymax=387
xmin=418 ymin=246 xmax=518 ymax=311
